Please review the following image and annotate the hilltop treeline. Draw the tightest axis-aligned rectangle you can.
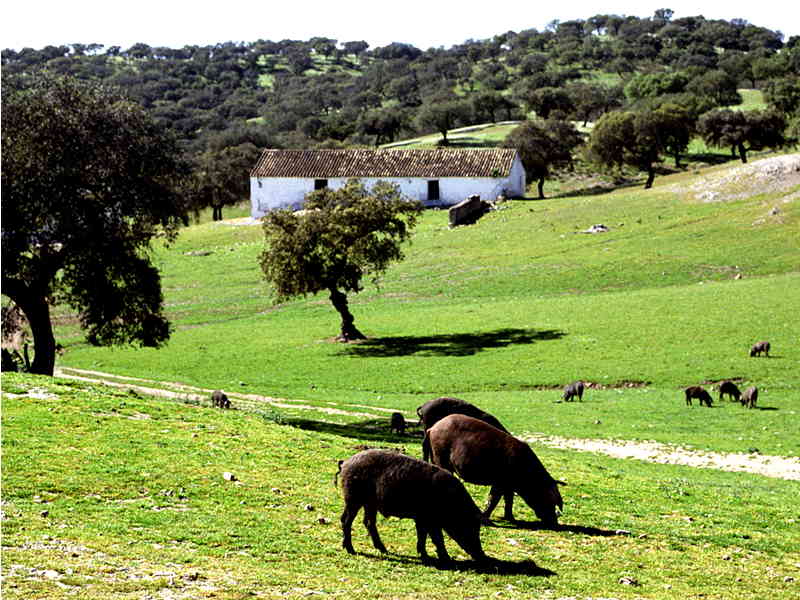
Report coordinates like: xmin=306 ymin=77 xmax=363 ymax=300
xmin=3 ymin=10 xmax=799 ymax=210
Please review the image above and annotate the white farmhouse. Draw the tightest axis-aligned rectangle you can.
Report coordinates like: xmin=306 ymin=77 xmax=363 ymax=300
xmin=249 ymin=148 xmax=526 ymax=218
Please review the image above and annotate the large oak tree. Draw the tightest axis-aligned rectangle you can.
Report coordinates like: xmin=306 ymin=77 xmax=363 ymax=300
xmin=259 ymin=180 xmax=422 ymax=342
xmin=1 ymin=74 xmax=190 ymax=375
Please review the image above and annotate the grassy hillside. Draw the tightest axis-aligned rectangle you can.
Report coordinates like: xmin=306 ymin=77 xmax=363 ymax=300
xmin=47 ymin=152 xmax=800 ymax=456
xmin=4 ymin=154 xmax=800 ymax=598
xmin=3 ymin=372 xmax=799 ymax=599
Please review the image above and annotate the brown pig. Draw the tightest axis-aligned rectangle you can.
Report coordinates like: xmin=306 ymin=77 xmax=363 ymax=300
xmin=423 ymin=414 xmax=563 ymax=525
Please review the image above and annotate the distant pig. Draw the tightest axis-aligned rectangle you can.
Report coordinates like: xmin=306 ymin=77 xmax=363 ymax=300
xmin=211 ymin=390 xmax=231 ymax=409
xmin=718 ymin=380 xmax=741 ymax=403
xmin=749 ymin=341 xmax=770 ymax=357
xmin=741 ymin=386 xmax=758 ymax=409
xmin=685 ymin=386 xmax=712 ymax=407
xmin=423 ymin=414 xmax=563 ymax=525
xmin=389 ymin=412 xmax=407 ymax=435
xmin=336 ymin=449 xmax=487 ymax=563
xmin=562 ymin=381 xmax=585 ymax=402
xmin=416 ymin=397 xmax=508 ymax=433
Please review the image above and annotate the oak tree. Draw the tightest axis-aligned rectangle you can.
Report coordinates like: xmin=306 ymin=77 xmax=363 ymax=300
xmin=697 ymin=109 xmax=786 ymax=163
xmin=504 ymin=120 xmax=583 ymax=198
xmin=587 ymin=110 xmax=667 ymax=188
xmin=259 ymin=180 xmax=421 ymax=341
xmin=1 ymin=74 xmax=190 ymax=375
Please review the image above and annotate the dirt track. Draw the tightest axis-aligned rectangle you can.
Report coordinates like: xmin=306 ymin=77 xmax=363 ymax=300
xmin=50 ymin=367 xmax=800 ymax=481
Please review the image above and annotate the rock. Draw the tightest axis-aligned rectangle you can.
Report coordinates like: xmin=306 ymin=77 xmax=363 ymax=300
xmin=580 ymin=224 xmax=610 ymax=234
xmin=304 ymin=504 xmax=315 ymax=511
xmin=222 ymin=472 xmax=237 ymax=482
xmin=449 ymin=195 xmax=490 ymax=227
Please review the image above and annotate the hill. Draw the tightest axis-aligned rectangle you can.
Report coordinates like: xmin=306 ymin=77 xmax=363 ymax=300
xmin=3 ymin=370 xmax=800 ymax=599
xmin=43 ymin=152 xmax=800 ymax=456
xmin=2 ymin=12 xmax=794 ymax=158
xmin=3 ymin=153 xmax=800 ymax=599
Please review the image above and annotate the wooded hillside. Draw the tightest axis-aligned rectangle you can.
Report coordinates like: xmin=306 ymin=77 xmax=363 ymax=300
xmin=3 ymin=10 xmax=799 ymax=210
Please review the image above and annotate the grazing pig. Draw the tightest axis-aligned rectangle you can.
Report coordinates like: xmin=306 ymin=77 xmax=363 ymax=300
xmin=336 ymin=449 xmax=487 ymax=563
xmin=741 ymin=386 xmax=758 ymax=409
xmin=389 ymin=412 xmax=407 ymax=435
xmin=423 ymin=414 xmax=563 ymax=525
xmin=562 ymin=381 xmax=585 ymax=402
xmin=416 ymin=397 xmax=508 ymax=433
xmin=211 ymin=390 xmax=231 ymax=409
xmin=718 ymin=380 xmax=741 ymax=403
xmin=684 ymin=386 xmax=712 ymax=407
xmin=750 ymin=341 xmax=771 ymax=357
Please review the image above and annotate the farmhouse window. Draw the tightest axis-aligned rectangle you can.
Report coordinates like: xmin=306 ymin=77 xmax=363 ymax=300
xmin=314 ymin=179 xmax=328 ymax=190
xmin=427 ymin=180 xmax=440 ymax=201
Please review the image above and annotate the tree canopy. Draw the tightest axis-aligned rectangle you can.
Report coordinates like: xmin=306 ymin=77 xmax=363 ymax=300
xmin=587 ymin=109 xmax=690 ymax=188
xmin=259 ymin=180 xmax=422 ymax=341
xmin=697 ymin=109 xmax=787 ymax=163
xmin=504 ymin=120 xmax=583 ymax=198
xmin=1 ymin=74 xmax=190 ymax=375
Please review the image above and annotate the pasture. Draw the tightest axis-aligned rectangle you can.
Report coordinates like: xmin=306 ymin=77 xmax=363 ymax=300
xmin=3 ymin=152 xmax=800 ymax=598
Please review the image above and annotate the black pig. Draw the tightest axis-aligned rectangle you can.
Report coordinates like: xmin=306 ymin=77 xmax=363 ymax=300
xmin=211 ymin=390 xmax=231 ymax=409
xmin=685 ymin=386 xmax=712 ymax=407
xmin=416 ymin=397 xmax=507 ymax=433
xmin=562 ymin=381 xmax=585 ymax=402
xmin=337 ymin=449 xmax=487 ymax=564
xmin=718 ymin=380 xmax=741 ymax=402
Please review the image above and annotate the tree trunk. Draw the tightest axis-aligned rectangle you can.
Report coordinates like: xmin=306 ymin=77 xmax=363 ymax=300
xmin=737 ymin=142 xmax=748 ymax=164
xmin=674 ymin=152 xmax=681 ymax=168
xmin=644 ymin=165 xmax=655 ymax=189
xmin=15 ymin=293 xmax=56 ymax=376
xmin=537 ymin=177 xmax=545 ymax=199
xmin=328 ymin=287 xmax=366 ymax=342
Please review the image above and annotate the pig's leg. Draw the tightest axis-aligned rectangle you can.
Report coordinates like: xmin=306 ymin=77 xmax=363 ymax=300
xmin=363 ymin=503 xmax=387 ymax=553
xmin=414 ymin=519 xmax=431 ymax=561
xmin=428 ymin=526 xmax=451 ymax=563
xmin=340 ymin=503 xmax=359 ymax=554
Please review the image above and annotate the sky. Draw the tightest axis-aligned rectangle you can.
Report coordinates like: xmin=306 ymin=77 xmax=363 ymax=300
xmin=2 ymin=1 xmax=799 ymax=52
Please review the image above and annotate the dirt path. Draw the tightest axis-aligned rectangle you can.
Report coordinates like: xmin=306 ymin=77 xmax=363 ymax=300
xmin=52 ymin=367 xmax=800 ymax=481
xmin=520 ymin=434 xmax=800 ymax=481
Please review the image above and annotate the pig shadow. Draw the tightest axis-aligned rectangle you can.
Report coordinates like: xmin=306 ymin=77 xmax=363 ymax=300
xmin=362 ymin=552 xmax=556 ymax=576
xmin=489 ymin=519 xmax=621 ymax=537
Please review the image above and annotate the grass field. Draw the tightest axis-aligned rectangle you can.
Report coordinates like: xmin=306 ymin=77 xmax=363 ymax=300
xmin=3 ymin=372 xmax=799 ymax=599
xmin=3 ymin=149 xmax=799 ymax=599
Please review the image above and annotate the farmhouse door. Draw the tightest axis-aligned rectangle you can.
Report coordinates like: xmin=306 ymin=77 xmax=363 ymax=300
xmin=427 ymin=180 xmax=440 ymax=202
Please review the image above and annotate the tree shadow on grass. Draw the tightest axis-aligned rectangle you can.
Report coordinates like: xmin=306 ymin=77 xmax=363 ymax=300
xmin=285 ymin=417 xmax=424 ymax=444
xmin=340 ymin=328 xmax=565 ymax=358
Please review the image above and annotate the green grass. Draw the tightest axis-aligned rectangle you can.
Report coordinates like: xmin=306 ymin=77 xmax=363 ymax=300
xmin=4 ymin=154 xmax=800 ymax=598
xmin=3 ymin=373 xmax=799 ymax=599
xmin=48 ymin=154 xmax=800 ymax=456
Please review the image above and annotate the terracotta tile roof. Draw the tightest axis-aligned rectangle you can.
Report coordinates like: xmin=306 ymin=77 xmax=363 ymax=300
xmin=250 ymin=148 xmax=518 ymax=178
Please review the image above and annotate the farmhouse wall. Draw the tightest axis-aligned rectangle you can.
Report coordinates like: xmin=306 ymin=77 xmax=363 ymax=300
xmin=249 ymin=149 xmax=527 ymax=218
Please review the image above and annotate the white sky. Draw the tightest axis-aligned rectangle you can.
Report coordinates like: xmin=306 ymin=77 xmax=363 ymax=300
xmin=2 ymin=1 xmax=799 ymax=52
